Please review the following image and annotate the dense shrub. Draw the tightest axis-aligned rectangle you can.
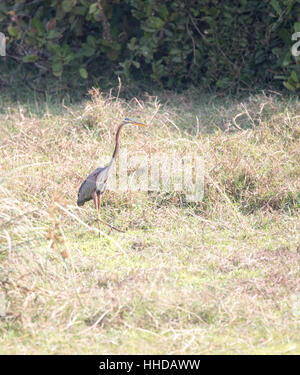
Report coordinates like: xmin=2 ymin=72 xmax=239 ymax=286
xmin=0 ymin=0 xmax=300 ymax=91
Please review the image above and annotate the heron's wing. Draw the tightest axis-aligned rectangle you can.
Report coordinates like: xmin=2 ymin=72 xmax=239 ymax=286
xmin=95 ymin=165 xmax=111 ymax=194
xmin=77 ymin=167 xmax=103 ymax=206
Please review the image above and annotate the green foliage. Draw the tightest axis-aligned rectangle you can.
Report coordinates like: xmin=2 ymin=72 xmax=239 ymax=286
xmin=0 ymin=0 xmax=300 ymax=91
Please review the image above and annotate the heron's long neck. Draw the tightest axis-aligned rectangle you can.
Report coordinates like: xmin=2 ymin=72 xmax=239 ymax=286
xmin=112 ymin=123 xmax=126 ymax=160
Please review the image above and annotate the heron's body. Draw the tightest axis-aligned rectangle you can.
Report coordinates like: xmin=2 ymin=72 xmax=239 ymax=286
xmin=77 ymin=118 xmax=146 ymax=234
xmin=77 ymin=163 xmax=113 ymax=206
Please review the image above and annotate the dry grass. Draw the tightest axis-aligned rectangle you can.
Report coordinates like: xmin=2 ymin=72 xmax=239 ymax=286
xmin=0 ymin=88 xmax=299 ymax=354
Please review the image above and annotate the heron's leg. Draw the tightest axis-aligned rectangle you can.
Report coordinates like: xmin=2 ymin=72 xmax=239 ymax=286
xmin=92 ymin=191 xmax=101 ymax=237
xmin=94 ymin=192 xmax=125 ymax=234
xmin=96 ymin=193 xmax=102 ymax=238
xmin=96 ymin=194 xmax=101 ymax=220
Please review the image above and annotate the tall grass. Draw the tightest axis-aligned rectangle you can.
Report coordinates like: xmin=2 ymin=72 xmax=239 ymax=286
xmin=0 ymin=88 xmax=299 ymax=354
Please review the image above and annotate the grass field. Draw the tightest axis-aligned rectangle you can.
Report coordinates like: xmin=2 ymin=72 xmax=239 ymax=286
xmin=0 ymin=87 xmax=299 ymax=354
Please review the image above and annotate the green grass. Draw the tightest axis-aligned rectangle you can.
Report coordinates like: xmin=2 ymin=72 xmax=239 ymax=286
xmin=0 ymin=87 xmax=299 ymax=354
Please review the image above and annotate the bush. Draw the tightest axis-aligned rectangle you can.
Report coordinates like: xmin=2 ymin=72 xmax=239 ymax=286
xmin=0 ymin=0 xmax=300 ymax=91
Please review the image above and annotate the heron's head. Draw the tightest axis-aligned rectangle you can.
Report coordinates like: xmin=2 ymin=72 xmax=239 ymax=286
xmin=123 ymin=117 xmax=146 ymax=127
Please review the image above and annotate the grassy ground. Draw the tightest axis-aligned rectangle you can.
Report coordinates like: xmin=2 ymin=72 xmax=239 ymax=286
xmin=0 ymin=87 xmax=299 ymax=354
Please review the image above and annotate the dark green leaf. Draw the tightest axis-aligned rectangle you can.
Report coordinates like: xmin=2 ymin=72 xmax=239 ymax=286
xmin=79 ymin=67 xmax=88 ymax=79
xmin=22 ymin=55 xmax=39 ymax=63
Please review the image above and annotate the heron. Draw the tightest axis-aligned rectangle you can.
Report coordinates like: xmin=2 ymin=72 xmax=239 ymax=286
xmin=77 ymin=117 xmax=146 ymax=234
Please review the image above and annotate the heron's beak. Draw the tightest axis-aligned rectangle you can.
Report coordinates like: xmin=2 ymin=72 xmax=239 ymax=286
xmin=132 ymin=121 xmax=146 ymax=127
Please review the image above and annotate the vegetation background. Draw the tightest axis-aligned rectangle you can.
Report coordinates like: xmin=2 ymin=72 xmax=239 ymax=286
xmin=1 ymin=0 xmax=300 ymax=92
xmin=0 ymin=0 xmax=299 ymax=354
